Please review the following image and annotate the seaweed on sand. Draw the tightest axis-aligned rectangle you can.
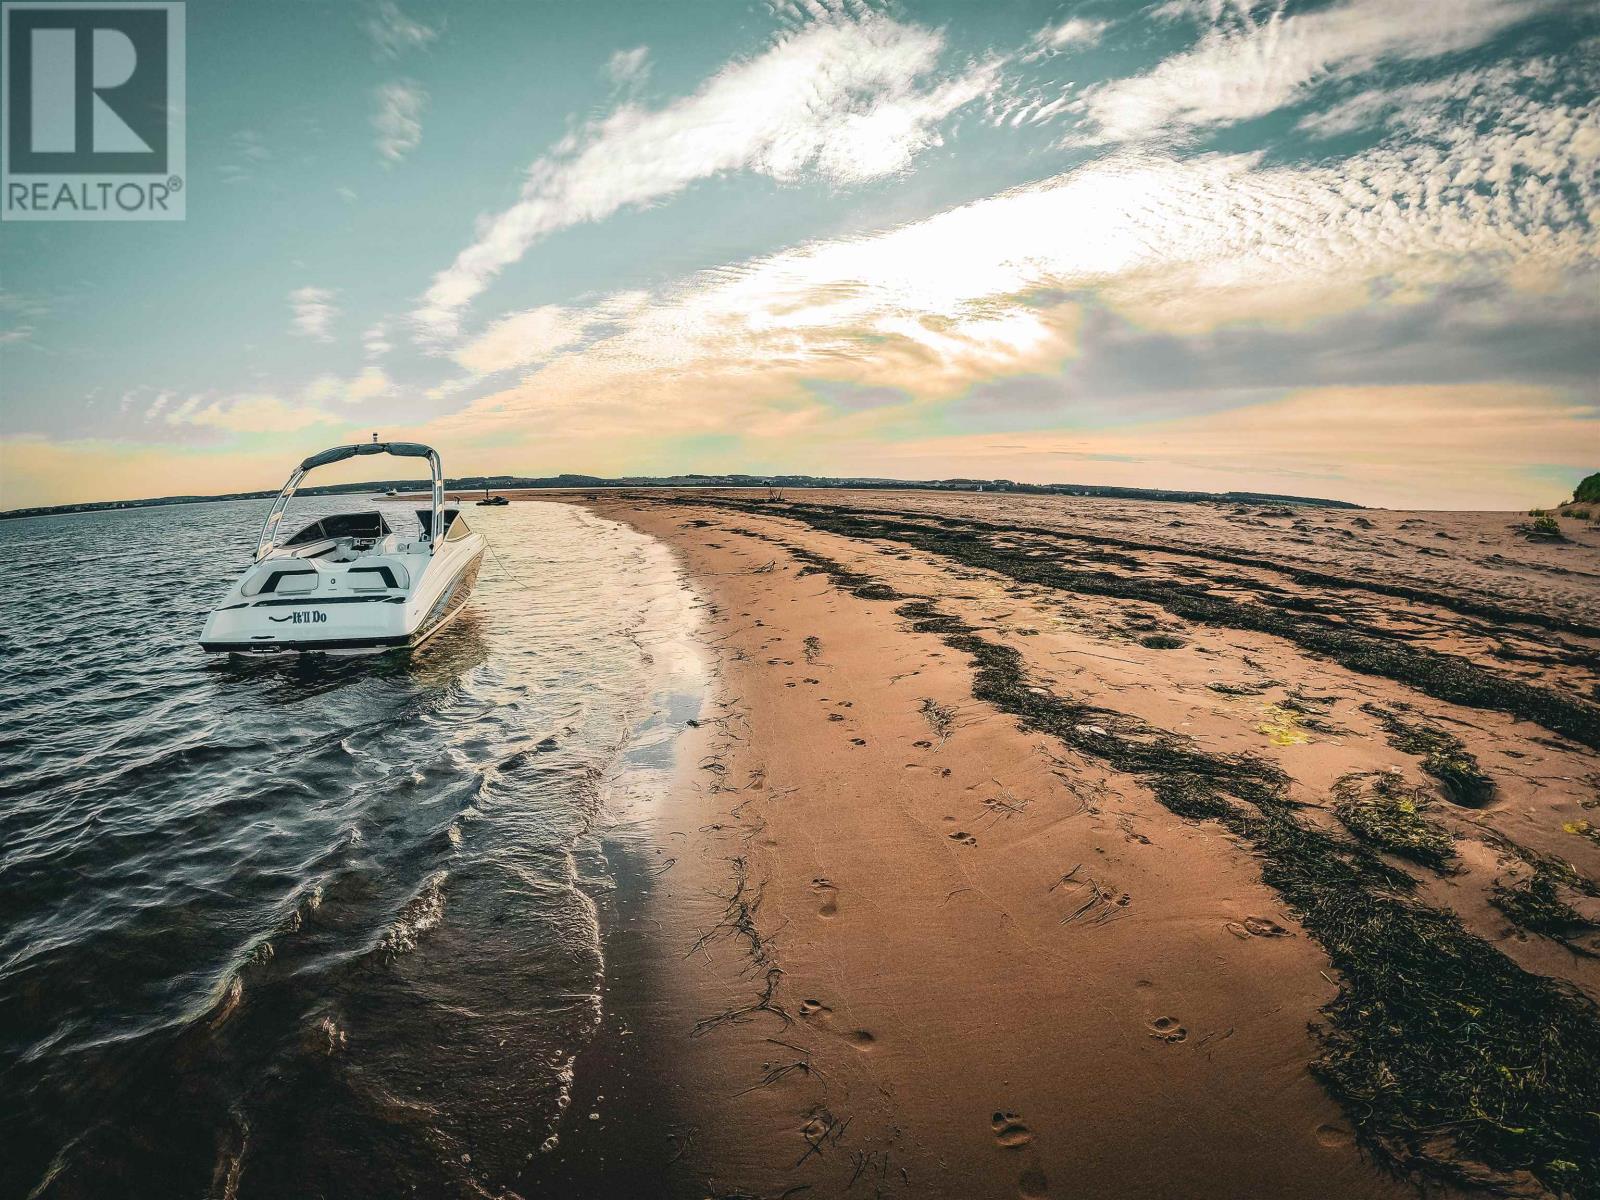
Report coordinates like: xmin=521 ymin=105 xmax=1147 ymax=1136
xmin=1493 ymin=870 xmax=1596 ymax=949
xmin=1333 ymin=772 xmax=1458 ymax=871
xmin=691 ymin=499 xmax=1600 ymax=751
xmin=718 ymin=534 xmax=1600 ymax=1195
xmin=1489 ymin=846 xmax=1600 ymax=954
xmin=1208 ymin=680 xmax=1273 ymax=696
xmin=1362 ymin=703 xmax=1496 ymax=807
xmin=930 ymin=605 xmax=1600 ymax=1196
xmin=916 ymin=697 xmax=956 ymax=744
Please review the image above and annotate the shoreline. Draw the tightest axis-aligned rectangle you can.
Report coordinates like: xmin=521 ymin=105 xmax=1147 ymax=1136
xmin=531 ymin=489 xmax=1599 ymax=1199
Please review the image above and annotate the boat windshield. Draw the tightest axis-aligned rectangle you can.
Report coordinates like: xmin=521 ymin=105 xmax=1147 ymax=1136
xmin=283 ymin=511 xmax=393 ymax=546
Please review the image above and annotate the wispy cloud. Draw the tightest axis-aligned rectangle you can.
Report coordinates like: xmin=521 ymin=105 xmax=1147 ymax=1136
xmin=414 ymin=12 xmax=999 ymax=337
xmin=453 ymin=306 xmax=589 ymax=375
xmin=1078 ymin=0 xmax=1548 ymax=142
xmin=184 ymin=394 xmax=340 ymax=433
xmin=363 ymin=321 xmax=393 ymax=361
xmin=1296 ymin=58 xmax=1556 ymax=138
xmin=289 ymin=286 xmax=338 ymax=341
xmin=1024 ymin=17 xmax=1109 ymax=60
xmin=365 ymin=0 xmax=440 ymax=59
xmin=429 ymin=77 xmax=1597 ymax=455
xmin=606 ymin=46 xmax=650 ymax=88
xmin=305 ymin=369 xmax=392 ymax=406
xmin=373 ymin=80 xmax=426 ymax=163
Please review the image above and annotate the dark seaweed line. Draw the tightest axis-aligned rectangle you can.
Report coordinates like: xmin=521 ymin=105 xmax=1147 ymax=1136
xmin=737 ymin=528 xmax=1600 ymax=1199
xmin=695 ymin=498 xmax=1600 ymax=753
xmin=780 ymin=497 xmax=1600 ymax=641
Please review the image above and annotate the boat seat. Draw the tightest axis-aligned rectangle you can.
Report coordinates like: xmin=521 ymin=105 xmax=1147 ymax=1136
xmin=347 ymin=562 xmax=410 ymax=591
xmin=241 ymin=564 xmax=320 ymax=597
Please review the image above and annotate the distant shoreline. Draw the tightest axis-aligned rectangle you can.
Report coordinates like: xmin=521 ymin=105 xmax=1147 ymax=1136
xmin=0 ymin=473 xmax=1363 ymax=520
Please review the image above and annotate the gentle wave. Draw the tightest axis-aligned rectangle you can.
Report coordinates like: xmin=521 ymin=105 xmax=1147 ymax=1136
xmin=0 ymin=497 xmax=704 ymax=1198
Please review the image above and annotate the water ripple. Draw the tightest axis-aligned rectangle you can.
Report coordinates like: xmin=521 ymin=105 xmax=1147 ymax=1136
xmin=0 ymin=497 xmax=703 ymax=1198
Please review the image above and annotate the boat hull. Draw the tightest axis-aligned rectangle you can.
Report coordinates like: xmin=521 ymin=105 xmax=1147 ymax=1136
xmin=200 ymin=546 xmax=483 ymax=656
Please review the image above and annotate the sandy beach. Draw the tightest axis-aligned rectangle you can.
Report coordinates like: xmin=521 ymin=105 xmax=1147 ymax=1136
xmin=511 ymin=488 xmax=1600 ymax=1200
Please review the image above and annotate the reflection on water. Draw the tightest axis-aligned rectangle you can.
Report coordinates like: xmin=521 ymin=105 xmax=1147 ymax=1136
xmin=0 ymin=496 xmax=703 ymax=1198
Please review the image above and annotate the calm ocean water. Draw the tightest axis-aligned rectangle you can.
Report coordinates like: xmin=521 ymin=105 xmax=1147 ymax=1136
xmin=0 ymin=497 xmax=704 ymax=1198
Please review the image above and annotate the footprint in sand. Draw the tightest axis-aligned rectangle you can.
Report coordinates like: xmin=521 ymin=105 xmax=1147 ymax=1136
xmin=912 ymin=739 xmax=934 ymax=749
xmin=991 ymin=1112 xmax=1034 ymax=1148
xmin=1018 ymin=1166 xmax=1050 ymax=1198
xmin=846 ymin=1029 xmax=875 ymax=1050
xmin=798 ymin=998 xmax=832 ymax=1019
xmin=948 ymin=830 xmax=978 ymax=846
xmin=850 ymin=738 xmax=868 ymax=746
xmin=828 ymin=713 xmax=846 ymax=722
xmin=1148 ymin=1016 xmax=1187 ymax=1043
xmin=812 ymin=877 xmax=840 ymax=918
xmin=1225 ymin=915 xmax=1291 ymax=940
xmin=1315 ymin=1123 xmax=1355 ymax=1149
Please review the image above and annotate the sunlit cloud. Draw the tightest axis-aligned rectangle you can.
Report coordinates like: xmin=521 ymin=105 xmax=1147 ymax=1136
xmin=1078 ymin=0 xmax=1549 ymax=142
xmin=1024 ymin=17 xmax=1109 ymax=61
xmin=440 ymin=81 xmax=1597 ymax=423
xmin=184 ymin=393 xmax=342 ymax=433
xmin=305 ymin=368 xmax=394 ymax=405
xmin=396 ymin=62 xmax=1599 ymax=511
xmin=413 ymin=12 xmax=999 ymax=337
xmin=453 ymin=306 xmax=589 ymax=374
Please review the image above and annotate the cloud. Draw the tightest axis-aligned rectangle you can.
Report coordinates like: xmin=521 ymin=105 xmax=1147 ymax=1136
xmin=304 ymin=368 xmax=394 ymax=406
xmin=606 ymin=46 xmax=650 ymax=87
xmin=410 ymin=74 xmax=1596 ymax=489
xmin=363 ymin=321 xmax=393 ymax=360
xmin=413 ymin=12 xmax=998 ymax=337
xmin=146 ymin=376 xmax=386 ymax=436
xmin=289 ymin=286 xmax=338 ymax=341
xmin=453 ymin=306 xmax=588 ymax=374
xmin=1024 ymin=17 xmax=1109 ymax=60
xmin=1079 ymin=0 xmax=1548 ymax=142
xmin=365 ymin=0 xmax=440 ymax=59
xmin=373 ymin=80 xmax=426 ymax=163
xmin=184 ymin=394 xmax=341 ymax=433
xmin=1296 ymin=58 xmax=1557 ymax=138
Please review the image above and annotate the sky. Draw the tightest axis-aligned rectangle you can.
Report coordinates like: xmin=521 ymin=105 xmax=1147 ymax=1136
xmin=1 ymin=0 xmax=1596 ymax=510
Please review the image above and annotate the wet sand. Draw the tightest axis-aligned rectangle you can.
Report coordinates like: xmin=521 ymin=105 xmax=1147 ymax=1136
xmin=522 ymin=489 xmax=1599 ymax=1199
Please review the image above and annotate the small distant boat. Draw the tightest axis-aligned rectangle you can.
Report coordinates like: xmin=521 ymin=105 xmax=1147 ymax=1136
xmin=201 ymin=440 xmax=484 ymax=655
xmin=383 ymin=487 xmax=402 ymax=497
xmin=476 ymin=488 xmax=510 ymax=507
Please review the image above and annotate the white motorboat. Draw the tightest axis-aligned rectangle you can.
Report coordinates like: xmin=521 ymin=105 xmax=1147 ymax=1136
xmin=200 ymin=440 xmax=484 ymax=655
